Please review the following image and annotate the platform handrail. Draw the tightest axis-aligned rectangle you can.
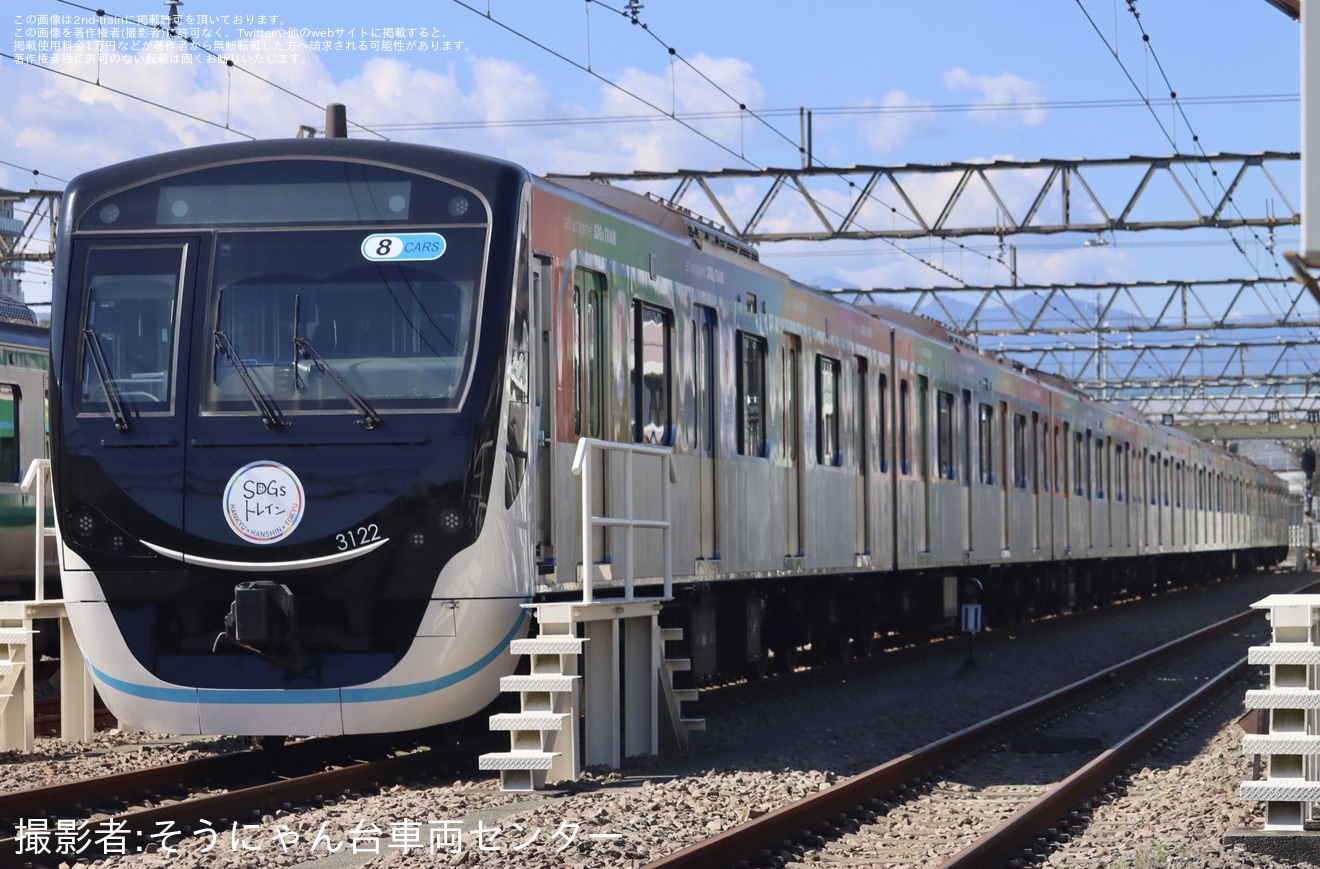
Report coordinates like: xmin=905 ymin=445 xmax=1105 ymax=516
xmin=570 ymin=438 xmax=676 ymax=604
xmin=19 ymin=459 xmax=53 ymax=603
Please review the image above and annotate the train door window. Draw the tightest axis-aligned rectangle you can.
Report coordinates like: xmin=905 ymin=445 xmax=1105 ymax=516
xmin=917 ymin=376 xmax=929 ymax=481
xmin=899 ymin=379 xmax=911 ymax=474
xmin=1163 ymin=457 xmax=1171 ymax=506
xmin=855 ymin=357 xmax=868 ymax=476
xmin=0 ymin=385 xmax=18 ymax=482
xmin=1013 ymin=413 xmax=1027 ymax=489
xmin=784 ymin=343 xmax=799 ymax=464
xmin=694 ymin=307 xmax=716 ymax=454
xmin=1149 ymin=454 xmax=1157 ymax=504
xmin=936 ymin=390 xmax=954 ymax=480
xmin=736 ymin=332 xmax=767 ymax=457
xmin=1074 ymin=431 xmax=1086 ymax=497
xmin=816 ymin=355 xmax=841 ymax=466
xmin=962 ymin=390 xmax=973 ymax=488
xmin=1115 ymin=442 xmax=1125 ymax=501
xmin=1094 ymin=435 xmax=1105 ymax=499
xmin=878 ymin=372 xmax=889 ymax=473
xmin=632 ymin=302 xmax=672 ymax=445
xmin=1031 ymin=413 xmax=1042 ymax=493
xmin=1061 ymin=424 xmax=1070 ymax=495
xmin=77 ymin=244 xmax=184 ymax=413
xmin=575 ymin=268 xmax=607 ymax=438
xmin=1053 ymin=424 xmax=1061 ymax=494
xmin=978 ymin=402 xmax=993 ymax=484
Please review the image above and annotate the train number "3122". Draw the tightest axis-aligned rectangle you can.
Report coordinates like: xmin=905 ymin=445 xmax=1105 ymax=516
xmin=336 ymin=524 xmax=382 ymax=551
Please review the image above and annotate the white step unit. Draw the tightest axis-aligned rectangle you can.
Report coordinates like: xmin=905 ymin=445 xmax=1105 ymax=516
xmin=478 ymin=631 xmax=584 ymax=792
xmin=1241 ymin=595 xmax=1320 ymax=830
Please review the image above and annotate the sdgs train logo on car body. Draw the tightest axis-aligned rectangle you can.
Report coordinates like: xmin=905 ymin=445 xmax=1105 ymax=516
xmin=223 ymin=460 xmax=306 ymax=545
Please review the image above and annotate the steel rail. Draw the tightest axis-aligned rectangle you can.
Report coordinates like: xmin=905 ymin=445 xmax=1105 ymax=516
xmin=940 ymin=655 xmax=1250 ymax=868
xmin=643 ymin=589 xmax=1299 ymax=869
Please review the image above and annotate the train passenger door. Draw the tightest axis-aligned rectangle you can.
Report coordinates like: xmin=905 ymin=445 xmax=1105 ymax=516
xmin=694 ymin=305 xmax=718 ymax=560
xmin=783 ymin=335 xmax=802 ymax=557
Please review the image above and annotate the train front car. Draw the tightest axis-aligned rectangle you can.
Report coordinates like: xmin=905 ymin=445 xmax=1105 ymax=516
xmin=50 ymin=140 xmax=535 ymax=736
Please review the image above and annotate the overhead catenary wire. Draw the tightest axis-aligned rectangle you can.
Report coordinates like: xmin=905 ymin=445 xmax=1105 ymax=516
xmin=1073 ymin=0 xmax=1283 ymax=281
xmin=0 ymin=48 xmax=257 ymax=140
xmin=48 ymin=0 xmax=392 ymax=140
xmin=454 ymin=0 xmax=975 ymax=286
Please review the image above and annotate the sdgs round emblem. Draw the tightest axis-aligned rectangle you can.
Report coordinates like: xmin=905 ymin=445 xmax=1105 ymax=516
xmin=223 ymin=460 xmax=306 ymax=544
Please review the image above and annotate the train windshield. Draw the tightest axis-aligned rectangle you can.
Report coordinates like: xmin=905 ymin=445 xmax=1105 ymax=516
xmin=204 ymin=228 xmax=483 ymax=416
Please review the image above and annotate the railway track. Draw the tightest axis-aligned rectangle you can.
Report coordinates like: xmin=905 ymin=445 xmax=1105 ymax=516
xmin=0 ymin=731 xmax=504 ymax=867
xmin=643 ymin=604 xmax=1273 ymax=868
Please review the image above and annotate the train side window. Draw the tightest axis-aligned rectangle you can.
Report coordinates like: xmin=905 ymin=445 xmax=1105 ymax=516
xmin=0 ymin=385 xmax=18 ymax=482
xmin=977 ymin=402 xmax=994 ymax=485
xmin=878 ymin=373 xmax=889 ymax=473
xmin=632 ymin=301 xmax=672 ymax=445
xmin=736 ymin=332 xmax=767 ymax=457
xmin=936 ymin=390 xmax=954 ymax=481
xmin=899 ymin=379 xmax=910 ymax=474
xmin=816 ymin=355 xmax=841 ymax=466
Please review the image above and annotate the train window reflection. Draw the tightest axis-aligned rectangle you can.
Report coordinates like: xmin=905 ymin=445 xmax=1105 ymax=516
xmin=205 ymin=229 xmax=482 ymax=414
xmin=77 ymin=245 xmax=183 ymax=413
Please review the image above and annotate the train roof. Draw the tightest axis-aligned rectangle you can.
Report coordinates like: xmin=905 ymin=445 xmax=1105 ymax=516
xmin=540 ymin=176 xmax=762 ymax=265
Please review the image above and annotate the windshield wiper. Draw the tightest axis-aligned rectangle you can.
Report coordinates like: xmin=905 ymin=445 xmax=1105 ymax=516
xmin=293 ymin=337 xmax=383 ymax=430
xmin=82 ymin=329 xmax=130 ymax=433
xmin=214 ymin=330 xmax=290 ymax=431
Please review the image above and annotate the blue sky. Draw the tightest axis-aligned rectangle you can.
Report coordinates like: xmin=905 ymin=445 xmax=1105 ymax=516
xmin=1 ymin=0 xmax=1304 ymax=304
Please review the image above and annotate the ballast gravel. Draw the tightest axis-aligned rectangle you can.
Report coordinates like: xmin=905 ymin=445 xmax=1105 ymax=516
xmin=5 ymin=570 xmax=1320 ymax=869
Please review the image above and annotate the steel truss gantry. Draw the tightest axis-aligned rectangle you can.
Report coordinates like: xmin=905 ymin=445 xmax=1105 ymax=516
xmin=561 ymin=154 xmax=1305 ymax=436
xmin=820 ymin=277 xmax=1320 ymax=432
xmin=553 ymin=152 xmax=1299 ymax=242
xmin=0 ymin=190 xmax=61 ymax=265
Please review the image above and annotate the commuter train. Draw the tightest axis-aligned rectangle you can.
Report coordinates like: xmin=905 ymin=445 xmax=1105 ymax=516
xmin=48 ymin=138 xmax=1289 ymax=736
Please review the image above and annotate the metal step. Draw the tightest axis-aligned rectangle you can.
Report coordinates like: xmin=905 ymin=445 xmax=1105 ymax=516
xmin=509 ymin=636 xmax=586 ymax=655
xmin=488 ymin=712 xmax=570 ymax=732
xmin=478 ymin=751 xmax=558 ymax=771
xmin=498 ymin=674 xmax=577 ymax=693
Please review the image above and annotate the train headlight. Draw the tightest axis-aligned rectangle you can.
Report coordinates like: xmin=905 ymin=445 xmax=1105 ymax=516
xmin=74 ymin=510 xmax=96 ymax=537
xmin=438 ymin=508 xmax=465 ymax=535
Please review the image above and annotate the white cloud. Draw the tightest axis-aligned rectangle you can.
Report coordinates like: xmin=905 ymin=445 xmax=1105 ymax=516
xmin=943 ymin=68 xmax=1046 ymax=126
xmin=859 ymin=90 xmax=937 ymax=153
